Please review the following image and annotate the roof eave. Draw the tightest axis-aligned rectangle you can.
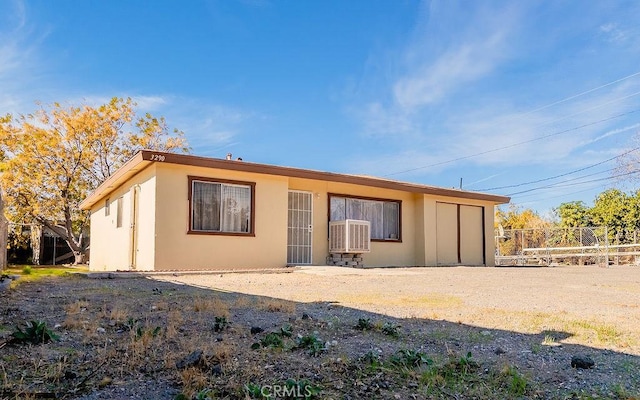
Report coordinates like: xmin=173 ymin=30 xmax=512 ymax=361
xmin=79 ymin=152 xmax=151 ymax=210
xmin=80 ymin=149 xmax=510 ymax=210
xmin=134 ymin=150 xmax=510 ymax=204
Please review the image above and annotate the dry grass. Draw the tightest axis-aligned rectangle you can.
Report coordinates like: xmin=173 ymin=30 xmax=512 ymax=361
xmin=464 ymin=308 xmax=635 ymax=351
xmin=63 ymin=300 xmax=91 ymax=329
xmin=193 ymin=296 xmax=230 ymax=317
xmin=179 ymin=367 xmax=209 ymax=398
xmin=166 ymin=310 xmax=184 ymax=339
xmin=153 ymin=300 xmax=170 ymax=311
xmin=233 ymin=295 xmax=254 ymax=308
xmin=256 ymin=298 xmax=297 ymax=314
xmin=108 ymin=304 xmax=130 ymax=324
xmin=3 ymin=271 xmax=639 ymax=399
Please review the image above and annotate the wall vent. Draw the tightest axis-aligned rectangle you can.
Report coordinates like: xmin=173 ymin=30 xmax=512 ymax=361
xmin=329 ymin=219 xmax=371 ymax=253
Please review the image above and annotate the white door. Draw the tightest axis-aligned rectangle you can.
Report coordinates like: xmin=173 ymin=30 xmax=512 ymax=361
xmin=460 ymin=205 xmax=485 ymax=265
xmin=436 ymin=202 xmax=459 ymax=265
xmin=287 ymin=191 xmax=313 ymax=265
xmin=129 ymin=185 xmax=140 ymax=270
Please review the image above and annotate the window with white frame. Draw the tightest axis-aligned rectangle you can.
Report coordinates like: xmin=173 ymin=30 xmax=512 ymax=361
xmin=189 ymin=177 xmax=254 ymax=234
xmin=329 ymin=194 xmax=400 ymax=240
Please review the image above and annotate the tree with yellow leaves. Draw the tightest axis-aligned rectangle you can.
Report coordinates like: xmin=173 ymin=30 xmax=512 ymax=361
xmin=0 ymin=97 xmax=189 ymax=264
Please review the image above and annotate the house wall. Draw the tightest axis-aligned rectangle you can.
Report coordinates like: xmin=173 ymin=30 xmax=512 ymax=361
xmin=417 ymin=195 xmax=497 ymax=267
xmin=413 ymin=195 xmax=427 ymax=266
xmin=152 ymin=168 xmax=421 ymax=270
xmin=288 ymin=178 xmax=417 ymax=267
xmin=88 ymin=165 xmax=157 ymax=271
xmin=285 ymin=180 xmax=498 ymax=267
xmin=89 ymin=160 xmax=499 ymax=271
xmin=153 ymin=163 xmax=289 ymax=270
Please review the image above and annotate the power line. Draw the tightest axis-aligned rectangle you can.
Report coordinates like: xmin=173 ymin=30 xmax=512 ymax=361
xmin=519 ymin=70 xmax=640 ymax=117
xmin=510 ymin=179 xmax=608 ymax=200
xmin=514 ymin=184 xmax=606 ymax=206
xmin=385 ymin=109 xmax=640 ymax=176
xmin=384 ymin=71 xmax=640 ymax=177
xmin=505 ymin=167 xmax=617 ymax=195
xmin=507 ymin=169 xmax=640 ymax=196
xmin=475 ymin=146 xmax=640 ymax=191
xmin=531 ymin=89 xmax=640 ymax=130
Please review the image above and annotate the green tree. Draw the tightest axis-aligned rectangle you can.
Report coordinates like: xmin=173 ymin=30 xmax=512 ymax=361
xmin=0 ymin=97 xmax=189 ymax=264
xmin=626 ymin=190 xmax=640 ymax=234
xmin=554 ymin=201 xmax=591 ymax=227
xmin=589 ymin=189 xmax=637 ymax=242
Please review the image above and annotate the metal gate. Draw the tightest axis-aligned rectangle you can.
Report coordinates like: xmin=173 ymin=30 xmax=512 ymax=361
xmin=287 ymin=191 xmax=313 ymax=265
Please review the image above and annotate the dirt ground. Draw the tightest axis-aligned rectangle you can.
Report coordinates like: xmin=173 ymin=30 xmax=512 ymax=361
xmin=1 ymin=265 xmax=639 ymax=399
xmin=156 ymin=265 xmax=640 ymax=354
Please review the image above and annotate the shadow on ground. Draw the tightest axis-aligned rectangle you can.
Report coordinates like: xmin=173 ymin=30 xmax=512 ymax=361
xmin=0 ymin=275 xmax=638 ymax=399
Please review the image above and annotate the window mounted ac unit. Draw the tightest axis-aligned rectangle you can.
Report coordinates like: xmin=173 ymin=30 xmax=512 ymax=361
xmin=329 ymin=219 xmax=371 ymax=253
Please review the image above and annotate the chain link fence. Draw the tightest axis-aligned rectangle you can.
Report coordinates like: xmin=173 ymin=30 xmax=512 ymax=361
xmin=495 ymin=227 xmax=640 ymax=267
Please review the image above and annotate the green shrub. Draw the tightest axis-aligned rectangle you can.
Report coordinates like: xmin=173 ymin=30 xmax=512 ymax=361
xmin=381 ymin=322 xmax=400 ymax=337
xmin=251 ymin=324 xmax=293 ymax=350
xmin=389 ymin=349 xmax=432 ymax=368
xmin=354 ymin=318 xmax=374 ymax=331
xmin=244 ymin=383 xmax=268 ymax=399
xmin=213 ymin=316 xmax=228 ymax=333
xmin=295 ymin=334 xmax=326 ymax=357
xmin=10 ymin=320 xmax=59 ymax=344
xmin=502 ymin=365 xmax=527 ymax=396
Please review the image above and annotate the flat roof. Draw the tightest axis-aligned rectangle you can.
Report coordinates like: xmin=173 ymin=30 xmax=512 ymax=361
xmin=80 ymin=150 xmax=511 ymax=209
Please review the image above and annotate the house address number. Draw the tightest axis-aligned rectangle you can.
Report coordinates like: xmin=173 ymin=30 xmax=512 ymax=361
xmin=150 ymin=154 xmax=166 ymax=162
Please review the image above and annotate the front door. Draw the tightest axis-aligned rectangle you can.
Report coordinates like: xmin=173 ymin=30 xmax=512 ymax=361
xmin=129 ymin=185 xmax=140 ymax=270
xmin=287 ymin=190 xmax=313 ymax=265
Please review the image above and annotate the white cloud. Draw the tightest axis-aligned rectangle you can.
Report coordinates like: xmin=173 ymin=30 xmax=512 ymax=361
xmin=600 ymin=22 xmax=631 ymax=44
xmin=393 ymin=32 xmax=508 ymax=109
xmin=0 ymin=1 xmax=41 ymax=113
xmin=351 ymin=1 xmax=521 ymax=140
xmin=147 ymin=98 xmax=255 ymax=156
xmin=348 ymin=77 xmax=640 ymax=179
xmin=578 ymin=123 xmax=640 ymax=147
xmin=131 ymin=96 xmax=168 ymax=111
xmin=0 ymin=3 xmax=254 ymax=157
xmin=345 ymin=1 xmax=640 ymax=180
xmin=353 ymin=102 xmax=415 ymax=138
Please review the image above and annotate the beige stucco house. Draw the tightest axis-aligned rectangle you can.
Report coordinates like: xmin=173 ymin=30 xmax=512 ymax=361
xmin=79 ymin=150 xmax=510 ymax=271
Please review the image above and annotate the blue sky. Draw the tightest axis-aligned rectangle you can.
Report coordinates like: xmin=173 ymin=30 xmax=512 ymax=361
xmin=2 ymin=0 xmax=640 ymax=214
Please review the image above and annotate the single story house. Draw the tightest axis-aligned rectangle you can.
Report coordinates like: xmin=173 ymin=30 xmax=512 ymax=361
xmin=79 ymin=150 xmax=510 ymax=271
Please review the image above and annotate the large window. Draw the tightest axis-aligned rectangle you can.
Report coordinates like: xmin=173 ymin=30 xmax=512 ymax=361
xmin=189 ymin=176 xmax=255 ymax=235
xmin=329 ymin=194 xmax=400 ymax=241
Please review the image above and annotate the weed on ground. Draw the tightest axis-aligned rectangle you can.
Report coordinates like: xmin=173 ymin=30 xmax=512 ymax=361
xmin=0 ymin=273 xmax=638 ymax=399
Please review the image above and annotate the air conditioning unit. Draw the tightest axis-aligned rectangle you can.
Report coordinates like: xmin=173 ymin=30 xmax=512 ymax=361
xmin=329 ymin=219 xmax=371 ymax=253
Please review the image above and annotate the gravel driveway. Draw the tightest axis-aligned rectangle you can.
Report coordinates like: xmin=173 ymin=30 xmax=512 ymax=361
xmin=155 ymin=265 xmax=640 ymax=355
